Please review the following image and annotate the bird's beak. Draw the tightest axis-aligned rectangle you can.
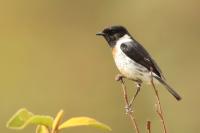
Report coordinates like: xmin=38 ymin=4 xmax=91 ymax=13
xmin=96 ymin=32 xmax=105 ymax=36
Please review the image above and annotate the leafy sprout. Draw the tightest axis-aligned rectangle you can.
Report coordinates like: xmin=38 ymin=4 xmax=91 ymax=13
xmin=7 ymin=108 xmax=111 ymax=133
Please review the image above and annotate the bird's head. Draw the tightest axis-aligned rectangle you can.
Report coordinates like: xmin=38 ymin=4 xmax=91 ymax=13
xmin=96 ymin=25 xmax=129 ymax=47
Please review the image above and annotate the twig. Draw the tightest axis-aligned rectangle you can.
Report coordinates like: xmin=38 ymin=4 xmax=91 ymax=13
xmin=150 ymin=68 xmax=167 ymax=133
xmin=116 ymin=74 xmax=140 ymax=133
xmin=146 ymin=121 xmax=151 ymax=133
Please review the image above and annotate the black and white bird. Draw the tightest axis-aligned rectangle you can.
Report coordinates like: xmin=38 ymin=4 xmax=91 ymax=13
xmin=96 ymin=25 xmax=181 ymax=104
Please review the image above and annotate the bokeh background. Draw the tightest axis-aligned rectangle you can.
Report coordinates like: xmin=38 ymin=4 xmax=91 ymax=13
xmin=1 ymin=0 xmax=200 ymax=133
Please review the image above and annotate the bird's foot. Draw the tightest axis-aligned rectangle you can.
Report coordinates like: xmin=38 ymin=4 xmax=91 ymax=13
xmin=124 ymin=104 xmax=133 ymax=114
xmin=115 ymin=74 xmax=125 ymax=81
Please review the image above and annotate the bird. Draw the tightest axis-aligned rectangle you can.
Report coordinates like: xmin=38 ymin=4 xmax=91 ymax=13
xmin=96 ymin=25 xmax=181 ymax=107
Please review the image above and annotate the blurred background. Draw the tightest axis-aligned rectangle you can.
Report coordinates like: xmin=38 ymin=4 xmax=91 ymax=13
xmin=1 ymin=0 xmax=200 ymax=132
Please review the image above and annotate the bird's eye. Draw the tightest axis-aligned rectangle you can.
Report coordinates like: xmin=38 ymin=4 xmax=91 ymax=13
xmin=109 ymin=31 xmax=115 ymax=35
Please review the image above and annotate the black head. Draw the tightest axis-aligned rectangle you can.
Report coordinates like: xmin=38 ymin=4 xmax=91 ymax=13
xmin=96 ymin=25 xmax=129 ymax=47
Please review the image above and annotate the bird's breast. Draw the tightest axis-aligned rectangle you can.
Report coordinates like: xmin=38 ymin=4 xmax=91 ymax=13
xmin=112 ymin=45 xmax=150 ymax=82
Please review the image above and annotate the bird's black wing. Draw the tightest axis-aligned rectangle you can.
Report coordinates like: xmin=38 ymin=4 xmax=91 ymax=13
xmin=120 ymin=40 xmax=164 ymax=79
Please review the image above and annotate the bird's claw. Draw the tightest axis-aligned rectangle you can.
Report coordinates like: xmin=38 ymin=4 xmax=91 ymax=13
xmin=115 ymin=74 xmax=124 ymax=81
xmin=124 ymin=104 xmax=133 ymax=114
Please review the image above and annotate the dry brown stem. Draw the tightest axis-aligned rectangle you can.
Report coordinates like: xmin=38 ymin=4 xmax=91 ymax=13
xmin=146 ymin=120 xmax=151 ymax=133
xmin=150 ymin=69 xmax=167 ymax=133
xmin=116 ymin=74 xmax=140 ymax=133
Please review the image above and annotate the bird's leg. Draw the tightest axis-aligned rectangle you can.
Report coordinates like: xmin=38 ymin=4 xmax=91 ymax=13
xmin=128 ymin=82 xmax=141 ymax=108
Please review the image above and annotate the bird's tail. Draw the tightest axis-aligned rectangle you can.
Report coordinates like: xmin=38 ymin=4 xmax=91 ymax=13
xmin=153 ymin=76 xmax=182 ymax=101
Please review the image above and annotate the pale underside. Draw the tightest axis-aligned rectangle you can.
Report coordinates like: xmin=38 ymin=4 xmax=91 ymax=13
xmin=112 ymin=35 xmax=159 ymax=84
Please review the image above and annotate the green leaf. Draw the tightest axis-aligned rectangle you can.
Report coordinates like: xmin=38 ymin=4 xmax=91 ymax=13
xmin=7 ymin=108 xmax=33 ymax=129
xmin=59 ymin=117 xmax=111 ymax=131
xmin=29 ymin=115 xmax=53 ymax=127
xmin=52 ymin=110 xmax=64 ymax=132
xmin=36 ymin=125 xmax=49 ymax=133
xmin=7 ymin=108 xmax=53 ymax=129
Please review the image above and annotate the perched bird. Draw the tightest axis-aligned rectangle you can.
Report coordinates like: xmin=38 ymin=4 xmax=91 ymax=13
xmin=96 ymin=25 xmax=181 ymax=105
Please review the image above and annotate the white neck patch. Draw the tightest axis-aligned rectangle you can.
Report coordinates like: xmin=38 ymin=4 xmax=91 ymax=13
xmin=116 ymin=34 xmax=132 ymax=46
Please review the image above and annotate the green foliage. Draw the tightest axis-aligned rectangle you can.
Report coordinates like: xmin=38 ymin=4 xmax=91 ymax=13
xmin=28 ymin=115 xmax=53 ymax=127
xmin=59 ymin=116 xmax=111 ymax=131
xmin=7 ymin=108 xmax=111 ymax=133
xmin=7 ymin=108 xmax=53 ymax=129
xmin=6 ymin=108 xmax=34 ymax=129
xmin=36 ymin=125 xmax=49 ymax=133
